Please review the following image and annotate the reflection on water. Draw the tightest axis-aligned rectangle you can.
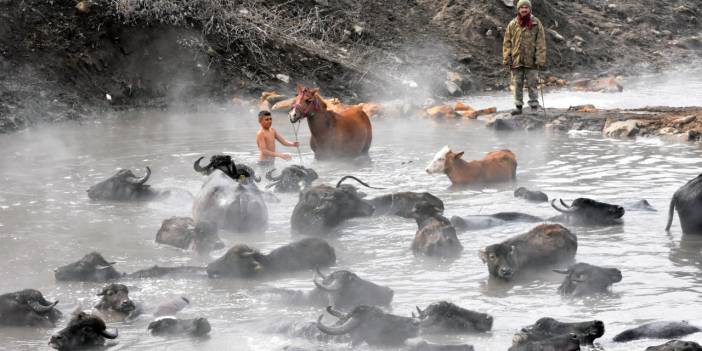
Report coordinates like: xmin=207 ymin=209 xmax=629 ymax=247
xmin=1 ymin=74 xmax=702 ymax=350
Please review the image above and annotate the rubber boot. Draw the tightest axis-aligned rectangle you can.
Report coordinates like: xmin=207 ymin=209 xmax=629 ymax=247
xmin=510 ymin=106 xmax=523 ymax=115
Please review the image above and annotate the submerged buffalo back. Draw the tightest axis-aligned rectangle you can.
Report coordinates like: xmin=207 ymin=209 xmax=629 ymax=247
xmin=416 ymin=301 xmax=493 ymax=333
xmin=645 ymin=340 xmax=702 ymax=351
xmin=266 ymin=238 xmax=336 ymax=273
xmin=87 ymin=168 xmax=155 ymax=201
xmin=315 ymin=269 xmax=394 ymax=308
xmin=613 ymin=321 xmax=701 ymax=342
xmin=291 ymin=184 xmax=373 ymax=235
xmin=513 ymin=317 xmax=604 ymax=346
xmin=148 ymin=317 xmax=211 ymax=336
xmin=54 ymin=252 xmax=123 ymax=282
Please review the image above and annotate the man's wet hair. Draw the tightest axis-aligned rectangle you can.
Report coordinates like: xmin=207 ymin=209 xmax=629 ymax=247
xmin=258 ymin=110 xmax=272 ymax=122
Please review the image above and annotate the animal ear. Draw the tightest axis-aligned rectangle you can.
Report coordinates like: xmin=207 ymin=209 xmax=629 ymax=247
xmin=454 ymin=151 xmax=465 ymax=159
xmin=479 ymin=248 xmax=487 ymax=263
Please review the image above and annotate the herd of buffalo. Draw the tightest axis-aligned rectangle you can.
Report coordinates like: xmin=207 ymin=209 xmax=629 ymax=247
xmin=3 ymin=146 xmax=702 ymax=351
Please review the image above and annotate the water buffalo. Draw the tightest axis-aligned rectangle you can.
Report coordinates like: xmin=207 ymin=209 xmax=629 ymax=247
xmin=49 ymin=312 xmax=118 ymax=351
xmin=126 ymin=265 xmax=206 ymax=279
xmin=153 ymin=297 xmax=190 ymax=317
xmin=514 ymin=187 xmax=548 ymax=203
xmin=666 ymin=173 xmax=702 ymax=234
xmin=312 ymin=268 xmax=394 ymax=309
xmin=512 ymin=317 xmax=605 ymax=346
xmin=265 ymin=165 xmax=318 ymax=192
xmin=206 ymin=238 xmax=336 ymax=278
xmin=409 ymin=342 xmax=475 ymax=351
xmin=291 ymin=176 xmax=375 ymax=235
xmin=480 ymin=224 xmax=577 ymax=280
xmin=613 ymin=321 xmax=701 ymax=342
xmin=194 ymin=154 xmax=260 ymax=182
xmin=0 ymin=289 xmax=61 ymax=327
xmin=425 ymin=146 xmax=517 ymax=186
xmin=54 ymin=252 xmax=123 ymax=282
xmin=94 ymin=284 xmax=139 ymax=320
xmin=413 ymin=301 xmax=493 ymax=333
xmin=366 ymin=192 xmax=444 ymax=218
xmin=155 ymin=217 xmax=224 ymax=255
xmin=411 ymin=202 xmax=463 ymax=258
xmin=193 ymin=169 xmax=268 ymax=233
xmin=509 ymin=333 xmax=581 ymax=351
xmin=554 ymin=262 xmax=622 ymax=297
xmin=646 ymin=340 xmax=702 ymax=351
xmin=451 ymin=212 xmax=543 ymax=231
xmin=550 ymin=198 xmax=624 ymax=225
xmin=148 ymin=316 xmax=211 ymax=337
xmin=87 ymin=167 xmax=160 ymax=201
xmin=317 ymin=305 xmax=419 ymax=345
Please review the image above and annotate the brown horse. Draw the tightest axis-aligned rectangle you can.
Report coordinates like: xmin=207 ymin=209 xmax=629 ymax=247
xmin=289 ymin=85 xmax=372 ymax=160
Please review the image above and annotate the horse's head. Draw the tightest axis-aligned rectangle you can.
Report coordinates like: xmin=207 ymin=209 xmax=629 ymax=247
xmin=289 ymin=85 xmax=325 ymax=123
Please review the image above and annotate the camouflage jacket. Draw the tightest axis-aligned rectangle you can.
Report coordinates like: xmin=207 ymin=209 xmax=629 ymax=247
xmin=502 ymin=15 xmax=546 ymax=68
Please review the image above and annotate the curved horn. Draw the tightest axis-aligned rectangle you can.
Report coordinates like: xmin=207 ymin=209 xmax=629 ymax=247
xmin=193 ymin=157 xmax=214 ymax=174
xmin=552 ymin=269 xmax=570 ymax=274
xmin=29 ymin=300 xmax=58 ymax=314
xmin=127 ymin=167 xmax=151 ymax=185
xmin=415 ymin=306 xmax=424 ymax=316
xmin=100 ymin=328 xmax=119 ymax=339
xmin=315 ymin=266 xmax=327 ymax=279
xmin=335 ymin=175 xmax=386 ymax=190
xmin=560 ymin=199 xmax=572 ymax=208
xmin=317 ymin=313 xmax=361 ymax=335
xmin=313 ymin=277 xmax=343 ymax=292
xmin=326 ymin=306 xmax=345 ymax=318
xmin=551 ymin=199 xmax=578 ymax=213
xmin=265 ymin=168 xmax=282 ymax=181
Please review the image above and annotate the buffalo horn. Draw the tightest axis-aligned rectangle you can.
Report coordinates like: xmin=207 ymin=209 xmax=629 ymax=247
xmin=560 ymin=199 xmax=572 ymax=208
xmin=193 ymin=157 xmax=212 ymax=174
xmin=313 ymin=277 xmax=342 ymax=292
xmin=315 ymin=266 xmax=327 ymax=279
xmin=29 ymin=300 xmax=58 ymax=313
xmin=415 ymin=306 xmax=424 ymax=316
xmin=316 ymin=314 xmax=361 ymax=335
xmin=96 ymin=262 xmax=116 ymax=270
xmin=100 ymin=328 xmax=119 ymax=339
xmin=335 ymin=175 xmax=386 ymax=190
xmin=552 ymin=269 xmax=570 ymax=274
xmin=326 ymin=306 xmax=345 ymax=318
xmin=551 ymin=199 xmax=578 ymax=213
xmin=127 ymin=167 xmax=151 ymax=185
xmin=265 ymin=168 xmax=282 ymax=181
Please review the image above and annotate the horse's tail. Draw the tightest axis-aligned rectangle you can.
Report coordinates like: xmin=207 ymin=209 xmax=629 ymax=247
xmin=266 ymin=168 xmax=281 ymax=181
xmin=336 ymin=176 xmax=385 ymax=190
xmin=665 ymin=196 xmax=676 ymax=232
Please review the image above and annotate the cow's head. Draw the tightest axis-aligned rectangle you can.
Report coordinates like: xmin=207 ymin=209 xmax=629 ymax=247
xmin=551 ymin=198 xmax=624 ymax=225
xmin=95 ymin=284 xmax=136 ymax=315
xmin=87 ymin=167 xmax=155 ymax=201
xmin=554 ymin=263 xmax=622 ymax=297
xmin=49 ymin=312 xmax=118 ymax=351
xmin=206 ymin=245 xmax=265 ymax=278
xmin=413 ymin=301 xmax=493 ymax=333
xmin=313 ymin=268 xmax=394 ymax=308
xmin=426 ymin=146 xmax=465 ymax=174
xmin=54 ymin=252 xmax=123 ymax=282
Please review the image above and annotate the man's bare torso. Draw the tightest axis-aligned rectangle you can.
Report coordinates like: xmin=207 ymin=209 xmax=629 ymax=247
xmin=257 ymin=127 xmax=276 ymax=161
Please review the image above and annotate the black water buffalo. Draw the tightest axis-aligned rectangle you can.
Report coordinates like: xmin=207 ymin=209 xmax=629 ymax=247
xmin=155 ymin=217 xmax=224 ymax=255
xmin=480 ymin=224 xmax=577 ymax=280
xmin=153 ymin=297 xmax=190 ymax=317
xmin=513 ymin=317 xmax=604 ymax=346
xmin=87 ymin=167 xmax=161 ymax=201
xmin=666 ymin=173 xmax=702 ymax=234
xmin=451 ymin=212 xmax=543 ymax=231
xmin=291 ymin=176 xmax=375 ymax=235
xmin=646 ymin=340 xmax=702 ymax=351
xmin=193 ymin=169 xmax=268 ymax=233
xmin=367 ymin=192 xmax=444 ymax=218
xmin=413 ymin=301 xmax=492 ymax=333
xmin=94 ymin=284 xmax=139 ymax=320
xmin=265 ymin=165 xmax=318 ymax=192
xmin=194 ymin=154 xmax=260 ymax=182
xmin=550 ymin=198 xmax=624 ymax=225
xmin=54 ymin=252 xmax=123 ymax=282
xmin=312 ymin=268 xmax=394 ymax=309
xmin=411 ymin=202 xmax=463 ymax=258
xmin=509 ymin=333 xmax=581 ymax=351
xmin=0 ymin=289 xmax=61 ymax=327
xmin=409 ymin=341 xmax=475 ymax=351
xmin=148 ymin=317 xmax=211 ymax=337
xmin=514 ymin=187 xmax=549 ymax=203
xmin=554 ymin=262 xmax=622 ymax=297
xmin=206 ymin=238 xmax=335 ymax=278
xmin=317 ymin=305 xmax=419 ymax=346
xmin=614 ymin=321 xmax=701 ymax=342
xmin=49 ymin=312 xmax=118 ymax=351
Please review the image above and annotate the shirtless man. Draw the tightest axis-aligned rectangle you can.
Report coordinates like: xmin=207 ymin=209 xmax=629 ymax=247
xmin=256 ymin=110 xmax=299 ymax=167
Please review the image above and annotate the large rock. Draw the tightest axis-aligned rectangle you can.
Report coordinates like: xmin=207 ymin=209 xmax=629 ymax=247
xmin=603 ymin=119 xmax=640 ymax=137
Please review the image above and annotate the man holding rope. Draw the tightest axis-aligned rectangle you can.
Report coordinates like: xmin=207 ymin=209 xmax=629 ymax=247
xmin=255 ymin=110 xmax=299 ymax=168
xmin=502 ymin=0 xmax=546 ymax=115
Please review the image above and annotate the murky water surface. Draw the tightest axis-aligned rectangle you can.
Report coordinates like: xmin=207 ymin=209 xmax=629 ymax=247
xmin=1 ymin=73 xmax=702 ymax=351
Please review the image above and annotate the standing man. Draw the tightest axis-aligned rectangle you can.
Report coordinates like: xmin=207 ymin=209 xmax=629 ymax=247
xmin=256 ymin=110 xmax=299 ymax=168
xmin=503 ymin=0 xmax=546 ymax=115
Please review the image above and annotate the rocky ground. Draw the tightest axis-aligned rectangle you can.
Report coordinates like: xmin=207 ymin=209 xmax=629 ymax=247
xmin=0 ymin=0 xmax=700 ymax=133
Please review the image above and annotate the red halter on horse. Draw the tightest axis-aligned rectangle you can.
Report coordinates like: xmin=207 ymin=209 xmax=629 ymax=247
xmin=289 ymin=85 xmax=372 ymax=161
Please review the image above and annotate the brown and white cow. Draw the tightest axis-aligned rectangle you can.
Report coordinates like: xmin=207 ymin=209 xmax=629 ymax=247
xmin=425 ymin=146 xmax=517 ymax=186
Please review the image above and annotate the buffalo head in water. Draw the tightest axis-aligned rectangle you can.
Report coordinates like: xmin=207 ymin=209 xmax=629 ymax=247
xmin=550 ymin=198 xmax=624 ymax=225
xmin=155 ymin=217 xmax=224 ymax=255
xmin=87 ymin=167 xmax=160 ymax=201
xmin=206 ymin=238 xmax=336 ymax=278
xmin=148 ymin=317 xmax=211 ymax=337
xmin=0 ymin=289 xmax=61 ymax=327
xmin=54 ymin=252 xmax=123 ymax=282
xmin=666 ymin=173 xmax=702 ymax=234
xmin=646 ymin=340 xmax=702 ymax=351
xmin=509 ymin=333 xmax=581 ymax=351
xmin=512 ymin=317 xmax=605 ymax=346
xmin=194 ymin=154 xmax=260 ymax=182
xmin=49 ymin=312 xmax=118 ymax=351
xmin=413 ymin=301 xmax=493 ymax=334
xmin=291 ymin=176 xmax=375 ymax=235
xmin=554 ymin=262 xmax=622 ymax=297
xmin=265 ymin=165 xmax=318 ymax=192
xmin=313 ymin=268 xmax=394 ymax=309
xmin=317 ymin=305 xmax=419 ymax=345
xmin=94 ymin=284 xmax=137 ymax=316
xmin=411 ymin=201 xmax=463 ymax=259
